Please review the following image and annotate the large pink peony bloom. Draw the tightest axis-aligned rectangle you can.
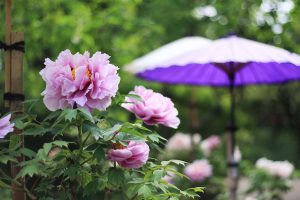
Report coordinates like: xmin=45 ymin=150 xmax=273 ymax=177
xmin=40 ymin=50 xmax=120 ymax=111
xmin=122 ymin=86 xmax=180 ymax=128
xmin=0 ymin=114 xmax=14 ymax=139
xmin=200 ymin=135 xmax=221 ymax=156
xmin=107 ymin=141 xmax=150 ymax=169
xmin=184 ymin=159 xmax=212 ymax=182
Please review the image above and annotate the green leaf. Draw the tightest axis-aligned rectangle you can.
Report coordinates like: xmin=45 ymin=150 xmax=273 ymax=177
xmin=64 ymin=166 xmax=78 ymax=177
xmin=64 ymin=109 xmax=77 ymax=122
xmin=43 ymin=143 xmax=52 ymax=155
xmin=138 ymin=185 xmax=152 ymax=197
xmin=103 ymin=124 xmax=123 ymax=140
xmin=161 ymin=160 xmax=187 ymax=167
xmin=148 ymin=134 xmax=160 ymax=143
xmin=153 ymin=170 xmax=165 ymax=182
xmin=83 ymin=122 xmax=103 ymax=140
xmin=93 ymin=147 xmax=105 ymax=162
xmin=43 ymin=111 xmax=61 ymax=122
xmin=78 ymin=108 xmax=94 ymax=123
xmin=52 ymin=140 xmax=69 ymax=148
xmin=120 ymin=126 xmax=147 ymax=140
xmin=16 ymin=162 xmax=43 ymax=178
xmin=0 ymin=155 xmax=17 ymax=164
xmin=18 ymin=148 xmax=36 ymax=158
xmin=9 ymin=134 xmax=21 ymax=150
xmin=108 ymin=168 xmax=124 ymax=186
xmin=14 ymin=120 xmax=25 ymax=129
xmin=24 ymin=127 xmax=51 ymax=136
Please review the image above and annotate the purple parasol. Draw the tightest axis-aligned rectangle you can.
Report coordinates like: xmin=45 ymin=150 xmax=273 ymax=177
xmin=125 ymin=35 xmax=300 ymax=200
xmin=137 ymin=35 xmax=300 ymax=86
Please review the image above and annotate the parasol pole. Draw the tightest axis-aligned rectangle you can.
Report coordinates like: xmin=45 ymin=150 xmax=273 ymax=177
xmin=227 ymin=73 xmax=238 ymax=200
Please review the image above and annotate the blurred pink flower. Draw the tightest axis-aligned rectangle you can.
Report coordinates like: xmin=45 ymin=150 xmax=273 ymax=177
xmin=256 ymin=158 xmax=294 ymax=179
xmin=184 ymin=159 xmax=212 ymax=182
xmin=200 ymin=135 xmax=221 ymax=156
xmin=165 ymin=132 xmax=201 ymax=152
xmin=0 ymin=114 xmax=14 ymax=139
xmin=122 ymin=86 xmax=180 ymax=128
xmin=107 ymin=141 xmax=149 ymax=169
xmin=40 ymin=50 xmax=120 ymax=111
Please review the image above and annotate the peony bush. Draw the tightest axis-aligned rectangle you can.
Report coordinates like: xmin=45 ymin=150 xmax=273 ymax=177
xmin=244 ymin=157 xmax=295 ymax=200
xmin=0 ymin=50 xmax=203 ymax=200
xmin=161 ymin=132 xmax=225 ymax=199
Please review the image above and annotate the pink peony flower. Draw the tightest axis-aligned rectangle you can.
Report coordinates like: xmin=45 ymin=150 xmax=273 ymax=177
xmin=107 ymin=141 xmax=150 ymax=169
xmin=165 ymin=132 xmax=201 ymax=152
xmin=40 ymin=50 xmax=120 ymax=111
xmin=122 ymin=86 xmax=180 ymax=128
xmin=200 ymin=135 xmax=221 ymax=156
xmin=0 ymin=114 xmax=14 ymax=139
xmin=184 ymin=159 xmax=212 ymax=182
xmin=256 ymin=158 xmax=294 ymax=179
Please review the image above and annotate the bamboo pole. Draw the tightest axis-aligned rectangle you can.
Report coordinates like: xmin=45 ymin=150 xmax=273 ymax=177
xmin=4 ymin=0 xmax=26 ymax=199
xmin=4 ymin=0 xmax=12 ymax=108
xmin=10 ymin=32 xmax=25 ymax=200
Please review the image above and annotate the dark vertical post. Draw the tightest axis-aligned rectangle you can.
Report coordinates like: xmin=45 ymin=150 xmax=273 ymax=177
xmin=227 ymin=75 xmax=238 ymax=200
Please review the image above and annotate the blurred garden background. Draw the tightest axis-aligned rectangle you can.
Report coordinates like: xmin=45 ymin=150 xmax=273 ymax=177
xmin=1 ymin=0 xmax=300 ymax=199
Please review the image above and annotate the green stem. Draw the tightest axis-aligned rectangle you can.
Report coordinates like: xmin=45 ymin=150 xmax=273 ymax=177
xmin=82 ymin=131 xmax=91 ymax=147
xmin=80 ymin=156 xmax=93 ymax=166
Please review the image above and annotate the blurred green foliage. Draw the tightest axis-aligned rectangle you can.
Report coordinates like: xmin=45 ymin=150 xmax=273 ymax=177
xmin=0 ymin=0 xmax=300 ymax=186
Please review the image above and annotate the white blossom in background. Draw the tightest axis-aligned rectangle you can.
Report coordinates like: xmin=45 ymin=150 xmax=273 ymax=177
xmin=256 ymin=157 xmax=294 ymax=179
xmin=234 ymin=146 xmax=242 ymax=162
xmin=192 ymin=5 xmax=217 ymax=19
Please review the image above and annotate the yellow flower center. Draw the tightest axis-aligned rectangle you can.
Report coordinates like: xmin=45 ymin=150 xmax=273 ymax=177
xmin=71 ymin=68 xmax=92 ymax=80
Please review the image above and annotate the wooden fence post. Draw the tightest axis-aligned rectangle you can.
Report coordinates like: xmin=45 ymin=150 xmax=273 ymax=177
xmin=4 ymin=0 xmax=26 ymax=199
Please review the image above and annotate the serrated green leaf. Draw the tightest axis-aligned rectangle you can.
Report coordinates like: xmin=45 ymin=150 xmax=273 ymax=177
xmin=0 ymin=155 xmax=17 ymax=164
xmin=64 ymin=109 xmax=77 ymax=122
xmin=24 ymin=127 xmax=51 ymax=136
xmin=16 ymin=162 xmax=43 ymax=178
xmin=161 ymin=160 xmax=186 ymax=166
xmin=52 ymin=140 xmax=69 ymax=148
xmin=78 ymin=108 xmax=94 ymax=123
xmin=148 ymin=134 xmax=160 ymax=143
